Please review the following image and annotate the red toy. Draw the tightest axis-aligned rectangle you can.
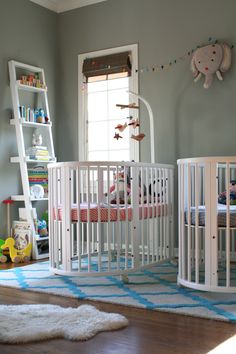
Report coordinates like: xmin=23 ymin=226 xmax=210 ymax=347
xmin=113 ymin=132 xmax=123 ymax=140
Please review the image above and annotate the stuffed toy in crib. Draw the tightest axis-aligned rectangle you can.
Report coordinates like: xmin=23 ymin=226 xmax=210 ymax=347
xmin=109 ymin=171 xmax=131 ymax=204
xmin=109 ymin=170 xmax=149 ymax=204
xmin=218 ymin=180 xmax=236 ymax=205
xmin=190 ymin=42 xmax=231 ymax=88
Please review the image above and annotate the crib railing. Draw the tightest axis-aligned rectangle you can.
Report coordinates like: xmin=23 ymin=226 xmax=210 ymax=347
xmin=178 ymin=156 xmax=236 ymax=292
xmin=48 ymin=161 xmax=174 ymax=276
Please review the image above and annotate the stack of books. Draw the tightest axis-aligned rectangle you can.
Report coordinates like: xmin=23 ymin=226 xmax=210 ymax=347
xmin=28 ymin=168 xmax=48 ymax=196
xmin=26 ymin=146 xmax=50 ymax=161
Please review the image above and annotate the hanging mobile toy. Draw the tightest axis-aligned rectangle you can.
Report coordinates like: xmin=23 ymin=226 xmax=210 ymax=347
xmin=128 ymin=119 xmax=140 ymax=129
xmin=131 ymin=133 xmax=145 ymax=141
xmin=115 ymin=122 xmax=128 ymax=132
xmin=114 ymin=132 xmax=123 ymax=140
xmin=116 ymin=103 xmax=139 ymax=109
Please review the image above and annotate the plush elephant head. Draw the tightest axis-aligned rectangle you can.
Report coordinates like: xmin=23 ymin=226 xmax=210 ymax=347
xmin=190 ymin=43 xmax=232 ymax=88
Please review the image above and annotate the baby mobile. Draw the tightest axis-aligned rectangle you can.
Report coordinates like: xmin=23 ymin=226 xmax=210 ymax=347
xmin=114 ymin=91 xmax=156 ymax=164
xmin=113 ymin=102 xmax=145 ymax=142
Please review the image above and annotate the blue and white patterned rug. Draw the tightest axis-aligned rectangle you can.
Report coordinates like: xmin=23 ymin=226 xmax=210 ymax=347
xmin=0 ymin=261 xmax=236 ymax=323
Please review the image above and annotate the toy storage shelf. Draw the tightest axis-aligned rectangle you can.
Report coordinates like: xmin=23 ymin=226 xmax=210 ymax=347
xmin=35 ymin=235 xmax=49 ymax=241
xmin=10 ymin=119 xmax=52 ymax=128
xmin=9 ymin=60 xmax=56 ymax=260
xmin=11 ymin=195 xmax=48 ymax=202
xmin=16 ymin=82 xmax=47 ymax=93
xmin=10 ymin=156 xmax=56 ymax=163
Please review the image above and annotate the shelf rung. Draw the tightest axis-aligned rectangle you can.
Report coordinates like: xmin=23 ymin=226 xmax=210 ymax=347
xmin=10 ymin=156 xmax=56 ymax=163
xmin=16 ymin=82 xmax=47 ymax=93
xmin=11 ymin=195 xmax=48 ymax=202
xmin=11 ymin=195 xmax=26 ymax=201
xmin=34 ymin=236 xmax=49 ymax=241
xmin=10 ymin=119 xmax=52 ymax=127
xmin=10 ymin=60 xmax=44 ymax=73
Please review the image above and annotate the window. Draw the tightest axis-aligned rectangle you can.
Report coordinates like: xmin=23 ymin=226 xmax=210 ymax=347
xmin=78 ymin=44 xmax=138 ymax=161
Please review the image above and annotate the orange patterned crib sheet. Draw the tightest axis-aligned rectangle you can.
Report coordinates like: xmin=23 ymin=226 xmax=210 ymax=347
xmin=53 ymin=202 xmax=167 ymax=223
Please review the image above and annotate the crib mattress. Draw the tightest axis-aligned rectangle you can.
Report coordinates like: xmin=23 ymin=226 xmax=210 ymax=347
xmin=54 ymin=202 xmax=167 ymax=223
xmin=185 ymin=204 xmax=236 ymax=227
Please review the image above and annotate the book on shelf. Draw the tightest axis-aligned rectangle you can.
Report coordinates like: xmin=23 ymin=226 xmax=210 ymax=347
xmin=26 ymin=146 xmax=48 ymax=153
xmin=26 ymin=146 xmax=50 ymax=160
xmin=28 ymin=156 xmax=50 ymax=161
xmin=28 ymin=168 xmax=48 ymax=195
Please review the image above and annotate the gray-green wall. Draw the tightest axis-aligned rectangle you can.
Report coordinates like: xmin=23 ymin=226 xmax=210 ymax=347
xmin=0 ymin=0 xmax=58 ymax=235
xmin=1 ymin=0 xmax=236 ymax=237
xmin=57 ymin=0 xmax=236 ymax=165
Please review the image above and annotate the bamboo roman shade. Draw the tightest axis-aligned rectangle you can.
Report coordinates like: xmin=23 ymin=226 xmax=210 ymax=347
xmin=82 ymin=51 xmax=131 ymax=81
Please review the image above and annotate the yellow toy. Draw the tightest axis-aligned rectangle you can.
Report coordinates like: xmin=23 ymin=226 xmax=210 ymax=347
xmin=1 ymin=238 xmax=32 ymax=263
xmin=0 ymin=239 xmax=7 ymax=263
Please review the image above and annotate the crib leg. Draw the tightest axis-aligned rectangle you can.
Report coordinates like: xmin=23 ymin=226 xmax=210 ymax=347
xmin=120 ymin=274 xmax=129 ymax=283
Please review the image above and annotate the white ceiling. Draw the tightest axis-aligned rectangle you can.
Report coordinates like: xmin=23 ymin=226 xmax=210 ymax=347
xmin=30 ymin=0 xmax=107 ymax=13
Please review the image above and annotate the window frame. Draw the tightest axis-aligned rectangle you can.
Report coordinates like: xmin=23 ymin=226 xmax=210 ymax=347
xmin=78 ymin=44 xmax=139 ymax=162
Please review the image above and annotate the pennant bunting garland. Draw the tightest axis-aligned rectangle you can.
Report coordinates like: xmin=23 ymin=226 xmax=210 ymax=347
xmin=135 ymin=37 xmax=235 ymax=74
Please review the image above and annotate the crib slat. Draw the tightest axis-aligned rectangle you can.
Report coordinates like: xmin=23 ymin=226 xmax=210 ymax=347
xmin=180 ymin=163 xmax=185 ymax=279
xmin=165 ymin=168 xmax=170 ymax=260
xmin=170 ymin=168 xmax=174 ymax=259
xmin=107 ymin=165 xmax=111 ymax=272
xmin=116 ymin=166 xmax=121 ymax=271
xmin=151 ymin=168 xmax=154 ymax=263
xmin=159 ymin=169 xmax=163 ymax=261
xmin=124 ymin=165 xmax=129 ymax=270
xmin=55 ymin=168 xmax=60 ymax=267
xmin=97 ymin=166 xmax=102 ymax=272
xmin=149 ymin=167 xmax=151 ymax=261
xmin=62 ymin=166 xmax=72 ymax=272
xmin=226 ymin=163 xmax=230 ymax=287
xmin=87 ymin=166 xmax=91 ymax=272
xmin=163 ymin=168 xmax=168 ymax=260
xmin=154 ymin=167 xmax=158 ymax=262
xmin=156 ymin=168 xmax=161 ymax=261
xmin=210 ymin=162 xmax=218 ymax=287
xmin=76 ymin=167 xmax=81 ymax=272
xmin=141 ymin=167 xmax=145 ymax=265
xmin=187 ymin=163 xmax=191 ymax=282
xmin=131 ymin=164 xmax=140 ymax=269
xmin=195 ymin=163 xmax=199 ymax=283
xmin=204 ymin=162 xmax=212 ymax=286
xmin=48 ymin=167 xmax=53 ymax=267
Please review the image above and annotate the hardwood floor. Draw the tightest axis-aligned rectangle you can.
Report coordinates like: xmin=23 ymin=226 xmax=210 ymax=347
xmin=0 ymin=262 xmax=235 ymax=354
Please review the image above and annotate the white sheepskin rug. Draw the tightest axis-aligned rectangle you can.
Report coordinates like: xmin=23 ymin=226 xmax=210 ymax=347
xmin=0 ymin=304 xmax=128 ymax=343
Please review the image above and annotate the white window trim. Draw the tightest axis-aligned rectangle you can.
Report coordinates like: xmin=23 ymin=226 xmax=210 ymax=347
xmin=78 ymin=44 xmax=139 ymax=162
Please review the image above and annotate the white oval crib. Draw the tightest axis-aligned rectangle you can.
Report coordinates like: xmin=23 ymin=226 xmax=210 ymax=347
xmin=178 ymin=157 xmax=236 ymax=293
xmin=48 ymin=161 xmax=174 ymax=277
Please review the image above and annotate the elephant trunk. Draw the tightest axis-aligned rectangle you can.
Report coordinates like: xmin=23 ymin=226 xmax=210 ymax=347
xmin=203 ymin=74 xmax=213 ymax=89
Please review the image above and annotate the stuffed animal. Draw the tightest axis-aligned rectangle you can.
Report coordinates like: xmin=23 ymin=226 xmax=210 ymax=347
xmin=218 ymin=180 xmax=236 ymax=205
xmin=190 ymin=43 xmax=232 ymax=88
xmin=109 ymin=170 xmax=149 ymax=204
xmin=109 ymin=171 xmax=131 ymax=204
xmin=38 ymin=219 xmax=48 ymax=237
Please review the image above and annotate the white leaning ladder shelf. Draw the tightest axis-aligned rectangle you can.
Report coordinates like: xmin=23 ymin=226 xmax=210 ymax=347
xmin=8 ymin=60 xmax=56 ymax=259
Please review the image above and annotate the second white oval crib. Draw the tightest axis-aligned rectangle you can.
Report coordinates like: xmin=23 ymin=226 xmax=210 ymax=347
xmin=178 ymin=156 xmax=236 ymax=293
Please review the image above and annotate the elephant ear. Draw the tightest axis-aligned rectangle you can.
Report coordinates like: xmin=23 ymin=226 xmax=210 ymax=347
xmin=190 ymin=54 xmax=198 ymax=77
xmin=220 ymin=43 xmax=232 ymax=72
